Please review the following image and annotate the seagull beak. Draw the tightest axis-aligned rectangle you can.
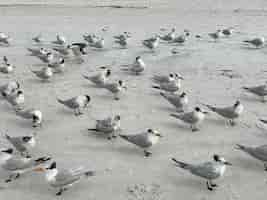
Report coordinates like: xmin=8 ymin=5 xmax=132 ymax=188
xmin=224 ymin=161 xmax=232 ymax=166
xmin=34 ymin=167 xmax=45 ymax=172
xmin=202 ymin=111 xmax=209 ymax=114
xmin=179 ymin=77 xmax=184 ymax=80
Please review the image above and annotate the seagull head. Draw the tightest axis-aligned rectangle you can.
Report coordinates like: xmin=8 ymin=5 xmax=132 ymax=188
xmin=213 ymin=154 xmax=232 ymax=165
xmin=194 ymin=107 xmax=208 ymax=114
xmin=106 ymin=69 xmax=111 ymax=77
xmin=147 ymin=129 xmax=162 ymax=137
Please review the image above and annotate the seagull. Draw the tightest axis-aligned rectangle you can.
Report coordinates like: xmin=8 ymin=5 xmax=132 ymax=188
xmin=37 ymin=52 xmax=54 ymax=63
xmin=121 ymin=56 xmax=146 ymax=75
xmin=48 ymin=58 xmax=65 ymax=73
xmin=57 ymin=95 xmax=91 ymax=116
xmin=243 ymin=37 xmax=265 ymax=48
xmin=159 ymin=28 xmax=176 ymax=41
xmin=83 ymin=34 xmax=98 ymax=44
xmin=160 ymin=92 xmax=188 ymax=112
xmin=83 ymin=69 xmax=111 ymax=87
xmin=170 ymin=107 xmax=207 ymax=131
xmin=171 ymin=31 xmax=190 ymax=44
xmin=152 ymin=73 xmax=176 ymax=84
xmin=114 ymin=32 xmax=131 ymax=41
xmin=102 ymin=80 xmax=127 ymax=100
xmin=203 ymin=100 xmax=244 ymax=126
xmin=222 ymin=27 xmax=234 ymax=37
xmin=34 ymin=162 xmax=96 ymax=196
xmin=208 ymin=30 xmax=222 ymax=41
xmin=0 ymin=32 xmax=11 ymax=45
xmin=171 ymin=154 xmax=232 ymax=191
xmin=52 ymin=34 xmax=66 ymax=45
xmin=3 ymin=133 xmax=36 ymax=157
xmin=15 ymin=108 xmax=43 ymax=127
xmin=119 ymin=129 xmax=162 ymax=157
xmin=5 ymin=90 xmax=25 ymax=110
xmin=88 ymin=115 xmax=121 ymax=139
xmin=152 ymin=75 xmax=183 ymax=93
xmin=0 ymin=148 xmax=51 ymax=183
xmin=0 ymin=63 xmax=15 ymax=74
xmin=0 ymin=81 xmax=20 ymax=97
xmin=114 ymin=37 xmax=129 ymax=48
xmin=27 ymin=47 xmax=49 ymax=56
xmin=243 ymin=82 xmax=267 ymax=102
xmin=31 ymin=66 xmax=53 ymax=81
xmin=71 ymin=43 xmax=87 ymax=55
xmin=142 ymin=36 xmax=160 ymax=50
xmin=90 ymin=38 xmax=105 ymax=49
xmin=236 ymin=144 xmax=267 ymax=171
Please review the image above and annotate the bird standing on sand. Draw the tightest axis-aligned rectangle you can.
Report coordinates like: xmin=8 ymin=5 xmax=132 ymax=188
xmin=0 ymin=148 xmax=51 ymax=183
xmin=31 ymin=66 xmax=53 ymax=82
xmin=208 ymin=30 xmax=222 ymax=41
xmin=170 ymin=107 xmax=207 ymax=131
xmin=142 ymin=36 xmax=160 ymax=50
xmin=243 ymin=37 xmax=265 ymax=48
xmin=160 ymin=92 xmax=188 ymax=112
xmin=171 ymin=154 xmax=232 ymax=191
xmin=236 ymin=144 xmax=267 ymax=171
xmin=0 ymin=81 xmax=20 ymax=97
xmin=57 ymin=95 xmax=91 ymax=116
xmin=102 ymin=80 xmax=127 ymax=100
xmin=119 ymin=129 xmax=162 ymax=157
xmin=203 ymin=100 xmax=244 ymax=126
xmin=4 ymin=133 xmax=36 ymax=157
xmin=15 ymin=108 xmax=43 ymax=128
xmin=243 ymin=82 xmax=267 ymax=102
xmin=83 ymin=69 xmax=111 ymax=87
xmin=34 ymin=162 xmax=96 ymax=196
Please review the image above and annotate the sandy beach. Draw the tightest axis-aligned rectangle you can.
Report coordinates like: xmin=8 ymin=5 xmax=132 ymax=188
xmin=0 ymin=1 xmax=267 ymax=199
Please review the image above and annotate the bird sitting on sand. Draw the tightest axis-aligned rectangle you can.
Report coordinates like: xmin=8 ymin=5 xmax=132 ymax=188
xmin=88 ymin=115 xmax=121 ymax=139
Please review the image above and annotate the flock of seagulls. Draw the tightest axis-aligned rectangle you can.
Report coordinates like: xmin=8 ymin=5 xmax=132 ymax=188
xmin=0 ymin=26 xmax=267 ymax=196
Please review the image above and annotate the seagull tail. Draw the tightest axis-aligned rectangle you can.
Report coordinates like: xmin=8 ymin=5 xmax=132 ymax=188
xmin=242 ymin=87 xmax=249 ymax=90
xmin=88 ymin=128 xmax=98 ymax=132
xmin=84 ymin=170 xmax=96 ymax=177
xmin=235 ymin=144 xmax=252 ymax=154
xmin=159 ymin=92 xmax=166 ymax=98
xmin=119 ymin=134 xmax=130 ymax=141
xmin=171 ymin=158 xmax=190 ymax=169
xmin=202 ymin=103 xmax=216 ymax=112
xmin=57 ymin=98 xmax=65 ymax=105
xmin=170 ymin=113 xmax=181 ymax=119
xmin=243 ymin=40 xmax=251 ymax=43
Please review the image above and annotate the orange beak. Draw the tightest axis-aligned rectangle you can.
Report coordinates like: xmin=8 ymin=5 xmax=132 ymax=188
xmin=34 ymin=167 xmax=45 ymax=172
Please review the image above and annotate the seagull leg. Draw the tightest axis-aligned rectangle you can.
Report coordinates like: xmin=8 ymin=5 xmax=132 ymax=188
xmin=262 ymin=96 xmax=266 ymax=103
xmin=14 ymin=173 xmax=20 ymax=180
xmin=5 ymin=175 xmax=13 ymax=183
xmin=229 ymin=119 xmax=235 ymax=126
xmin=144 ymin=150 xmax=152 ymax=157
xmin=206 ymin=181 xmax=213 ymax=191
xmin=264 ymin=163 xmax=267 ymax=171
xmin=210 ymin=180 xmax=218 ymax=187
xmin=191 ymin=125 xmax=199 ymax=132
xmin=56 ymin=188 xmax=65 ymax=196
